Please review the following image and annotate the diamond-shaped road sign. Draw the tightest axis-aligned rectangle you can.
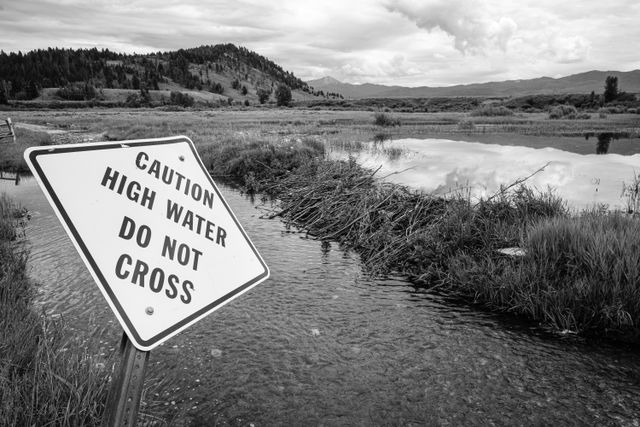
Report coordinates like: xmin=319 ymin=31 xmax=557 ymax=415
xmin=25 ymin=136 xmax=269 ymax=350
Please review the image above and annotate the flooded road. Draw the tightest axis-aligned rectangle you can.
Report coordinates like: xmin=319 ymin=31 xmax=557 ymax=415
xmin=3 ymin=174 xmax=640 ymax=425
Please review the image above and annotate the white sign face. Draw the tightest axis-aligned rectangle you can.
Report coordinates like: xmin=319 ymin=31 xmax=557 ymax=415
xmin=25 ymin=136 xmax=269 ymax=350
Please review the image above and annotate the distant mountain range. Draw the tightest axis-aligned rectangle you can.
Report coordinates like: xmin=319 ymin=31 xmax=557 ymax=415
xmin=307 ymin=70 xmax=640 ymax=99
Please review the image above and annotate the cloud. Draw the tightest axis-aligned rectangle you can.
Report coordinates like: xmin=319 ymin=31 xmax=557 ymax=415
xmin=0 ymin=0 xmax=638 ymax=87
xmin=385 ymin=0 xmax=517 ymax=53
xmin=546 ymin=35 xmax=591 ymax=64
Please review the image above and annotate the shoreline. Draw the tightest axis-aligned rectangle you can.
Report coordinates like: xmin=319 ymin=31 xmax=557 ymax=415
xmin=0 ymin=194 xmax=110 ymax=425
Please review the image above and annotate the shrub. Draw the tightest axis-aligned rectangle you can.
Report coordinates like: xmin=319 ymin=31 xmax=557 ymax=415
xmin=373 ymin=112 xmax=400 ymax=127
xmin=257 ymin=88 xmax=271 ymax=104
xmin=457 ymin=120 xmax=476 ymax=130
xmin=56 ymin=83 xmax=97 ymax=101
xmin=125 ymin=92 xmax=142 ymax=108
xmin=169 ymin=91 xmax=195 ymax=107
xmin=548 ymin=104 xmax=577 ymax=119
xmin=601 ymin=106 xmax=625 ymax=114
xmin=275 ymin=84 xmax=292 ymax=107
xmin=470 ymin=105 xmax=514 ymax=117
xmin=209 ymin=82 xmax=224 ymax=94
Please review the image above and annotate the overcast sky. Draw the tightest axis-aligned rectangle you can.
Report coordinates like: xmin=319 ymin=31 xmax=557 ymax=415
xmin=2 ymin=0 xmax=639 ymax=87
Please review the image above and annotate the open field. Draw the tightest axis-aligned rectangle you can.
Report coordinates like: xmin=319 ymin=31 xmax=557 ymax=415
xmin=2 ymin=108 xmax=640 ymax=160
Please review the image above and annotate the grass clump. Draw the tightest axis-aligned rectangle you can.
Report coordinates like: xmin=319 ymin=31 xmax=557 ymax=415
xmin=373 ymin=112 xmax=401 ymax=127
xmin=0 ymin=194 xmax=111 ymax=425
xmin=511 ymin=213 xmax=640 ymax=336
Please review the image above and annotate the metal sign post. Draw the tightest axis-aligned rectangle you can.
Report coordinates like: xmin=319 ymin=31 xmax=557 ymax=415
xmin=103 ymin=333 xmax=149 ymax=426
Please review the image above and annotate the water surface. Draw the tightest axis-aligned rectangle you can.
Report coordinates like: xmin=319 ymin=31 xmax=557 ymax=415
xmin=2 ymin=176 xmax=640 ymax=425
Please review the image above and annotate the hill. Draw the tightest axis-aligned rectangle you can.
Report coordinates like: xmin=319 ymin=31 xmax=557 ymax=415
xmin=0 ymin=44 xmax=339 ymax=106
xmin=307 ymin=70 xmax=640 ymax=99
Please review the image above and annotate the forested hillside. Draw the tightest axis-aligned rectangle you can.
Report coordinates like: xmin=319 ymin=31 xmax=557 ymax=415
xmin=0 ymin=44 xmax=341 ymax=104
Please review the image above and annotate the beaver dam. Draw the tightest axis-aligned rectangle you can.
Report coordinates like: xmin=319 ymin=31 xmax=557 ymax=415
xmin=330 ymin=137 xmax=640 ymax=211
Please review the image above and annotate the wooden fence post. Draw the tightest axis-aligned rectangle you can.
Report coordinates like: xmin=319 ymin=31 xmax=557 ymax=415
xmin=1 ymin=118 xmax=15 ymax=143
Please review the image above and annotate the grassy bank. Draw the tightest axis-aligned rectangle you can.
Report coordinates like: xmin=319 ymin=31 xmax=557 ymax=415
xmin=205 ymin=139 xmax=640 ymax=341
xmin=0 ymin=127 xmax=52 ymax=173
xmin=0 ymin=194 xmax=110 ymax=425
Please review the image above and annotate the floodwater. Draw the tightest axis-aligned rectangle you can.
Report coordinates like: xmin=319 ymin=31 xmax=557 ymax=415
xmin=3 ymin=170 xmax=640 ymax=425
xmin=333 ymin=138 xmax=640 ymax=211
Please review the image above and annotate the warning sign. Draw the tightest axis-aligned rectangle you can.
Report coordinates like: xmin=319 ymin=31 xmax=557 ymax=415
xmin=25 ymin=136 xmax=269 ymax=350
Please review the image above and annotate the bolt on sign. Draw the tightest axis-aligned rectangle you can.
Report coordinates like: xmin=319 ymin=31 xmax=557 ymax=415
xmin=25 ymin=136 xmax=270 ymax=351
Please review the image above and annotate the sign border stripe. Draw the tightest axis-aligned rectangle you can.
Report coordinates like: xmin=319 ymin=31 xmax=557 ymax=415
xmin=25 ymin=136 xmax=269 ymax=350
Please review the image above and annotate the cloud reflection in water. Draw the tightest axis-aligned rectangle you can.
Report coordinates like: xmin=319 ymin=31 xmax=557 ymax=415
xmin=338 ymin=139 xmax=640 ymax=211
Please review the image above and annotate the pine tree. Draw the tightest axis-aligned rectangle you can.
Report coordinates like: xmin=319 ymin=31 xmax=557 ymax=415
xmin=604 ymin=76 xmax=618 ymax=103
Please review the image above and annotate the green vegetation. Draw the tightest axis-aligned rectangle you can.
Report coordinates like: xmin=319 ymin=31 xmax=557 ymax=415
xmin=169 ymin=91 xmax=195 ymax=108
xmin=257 ymin=88 xmax=271 ymax=104
xmin=56 ymin=83 xmax=99 ymax=101
xmin=373 ymin=111 xmax=401 ymax=127
xmin=548 ymin=105 xmax=579 ymax=119
xmin=0 ymin=127 xmax=52 ymax=173
xmin=0 ymin=194 xmax=110 ymax=425
xmin=604 ymin=76 xmax=618 ymax=103
xmin=275 ymin=84 xmax=292 ymax=107
xmin=470 ymin=104 xmax=514 ymax=117
xmin=506 ymin=212 xmax=640 ymax=335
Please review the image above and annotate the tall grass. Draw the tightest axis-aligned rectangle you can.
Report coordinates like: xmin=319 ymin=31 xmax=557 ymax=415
xmin=453 ymin=212 xmax=640 ymax=338
xmin=0 ymin=194 xmax=111 ymax=425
